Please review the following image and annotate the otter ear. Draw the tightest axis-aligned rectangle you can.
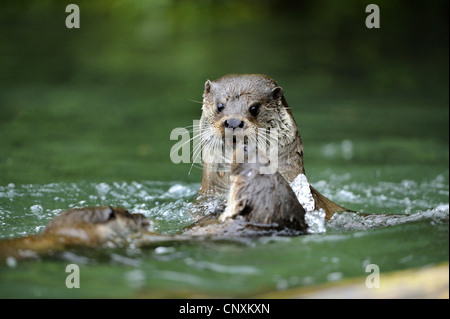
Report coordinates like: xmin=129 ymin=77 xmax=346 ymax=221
xmin=91 ymin=206 xmax=116 ymax=224
xmin=237 ymin=198 xmax=248 ymax=214
xmin=204 ymin=80 xmax=212 ymax=94
xmin=271 ymin=86 xmax=284 ymax=100
xmin=106 ymin=206 xmax=116 ymax=221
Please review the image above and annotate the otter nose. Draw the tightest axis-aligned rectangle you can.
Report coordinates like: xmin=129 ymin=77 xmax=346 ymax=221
xmin=223 ymin=118 xmax=245 ymax=129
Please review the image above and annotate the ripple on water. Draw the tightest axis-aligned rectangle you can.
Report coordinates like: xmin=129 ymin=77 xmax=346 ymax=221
xmin=312 ymin=173 xmax=449 ymax=214
xmin=184 ymin=257 xmax=262 ymax=275
xmin=0 ymin=175 xmax=448 ymax=237
xmin=328 ymin=204 xmax=449 ymax=231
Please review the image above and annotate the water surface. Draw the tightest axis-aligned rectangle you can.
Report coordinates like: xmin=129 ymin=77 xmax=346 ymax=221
xmin=0 ymin=174 xmax=448 ymax=298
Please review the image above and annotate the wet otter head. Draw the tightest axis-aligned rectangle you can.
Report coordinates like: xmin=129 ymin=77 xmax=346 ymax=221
xmin=200 ymin=74 xmax=299 ymax=152
xmin=199 ymin=74 xmax=304 ymax=196
xmin=219 ymin=145 xmax=308 ymax=233
xmin=43 ymin=206 xmax=150 ymax=244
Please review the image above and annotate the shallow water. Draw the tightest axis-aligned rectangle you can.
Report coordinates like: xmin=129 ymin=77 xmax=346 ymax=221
xmin=0 ymin=174 xmax=448 ymax=298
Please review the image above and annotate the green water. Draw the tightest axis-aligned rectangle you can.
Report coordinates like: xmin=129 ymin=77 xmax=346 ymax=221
xmin=0 ymin=1 xmax=448 ymax=298
xmin=0 ymin=178 xmax=448 ymax=298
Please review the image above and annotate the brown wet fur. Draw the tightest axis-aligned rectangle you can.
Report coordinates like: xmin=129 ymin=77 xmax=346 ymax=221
xmin=183 ymin=146 xmax=308 ymax=236
xmin=197 ymin=74 xmax=348 ymax=220
xmin=220 ymin=146 xmax=307 ymax=232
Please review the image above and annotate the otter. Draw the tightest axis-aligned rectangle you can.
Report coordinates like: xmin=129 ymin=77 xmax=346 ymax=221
xmin=1 ymin=197 xmax=305 ymax=260
xmin=197 ymin=74 xmax=347 ymax=220
xmin=219 ymin=145 xmax=308 ymax=232
xmin=184 ymin=145 xmax=308 ymax=237
xmin=0 ymin=206 xmax=150 ymax=259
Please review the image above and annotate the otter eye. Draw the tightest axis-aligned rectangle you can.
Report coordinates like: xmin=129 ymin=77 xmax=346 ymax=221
xmin=217 ymin=103 xmax=225 ymax=113
xmin=249 ymin=103 xmax=261 ymax=117
xmin=108 ymin=208 xmax=116 ymax=221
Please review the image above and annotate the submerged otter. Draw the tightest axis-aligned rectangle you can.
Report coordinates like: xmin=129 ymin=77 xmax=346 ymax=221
xmin=197 ymin=74 xmax=347 ymax=220
xmin=0 ymin=206 xmax=150 ymax=259
xmin=1 ymin=197 xmax=304 ymax=260
xmin=219 ymin=145 xmax=308 ymax=232
xmin=1 ymin=166 xmax=309 ymax=260
xmin=184 ymin=145 xmax=308 ymax=237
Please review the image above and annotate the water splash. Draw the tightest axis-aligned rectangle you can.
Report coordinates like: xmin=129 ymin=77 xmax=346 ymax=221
xmin=290 ymin=173 xmax=315 ymax=212
xmin=290 ymin=173 xmax=327 ymax=234
xmin=305 ymin=209 xmax=327 ymax=234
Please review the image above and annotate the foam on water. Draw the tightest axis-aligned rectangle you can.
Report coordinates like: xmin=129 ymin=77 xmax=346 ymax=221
xmin=289 ymin=172 xmax=449 ymax=234
xmin=0 ymin=173 xmax=448 ymax=238
xmin=305 ymin=209 xmax=327 ymax=234
xmin=313 ymin=173 xmax=449 ymax=214
xmin=30 ymin=205 xmax=43 ymax=215
xmin=308 ymin=173 xmax=449 ymax=231
xmin=0 ymin=181 xmax=199 ymax=237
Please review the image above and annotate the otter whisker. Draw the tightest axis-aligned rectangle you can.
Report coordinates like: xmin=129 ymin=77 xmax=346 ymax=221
xmin=170 ymin=133 xmax=202 ymax=158
xmin=187 ymin=99 xmax=203 ymax=105
xmin=189 ymin=133 xmax=210 ymax=174
xmin=170 ymin=127 xmax=211 ymax=158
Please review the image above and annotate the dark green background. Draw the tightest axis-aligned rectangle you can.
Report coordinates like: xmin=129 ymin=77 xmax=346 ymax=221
xmin=0 ymin=0 xmax=448 ymax=185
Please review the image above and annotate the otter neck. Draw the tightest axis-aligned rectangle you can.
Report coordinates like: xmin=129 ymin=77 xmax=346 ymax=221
xmin=198 ymin=128 xmax=304 ymax=196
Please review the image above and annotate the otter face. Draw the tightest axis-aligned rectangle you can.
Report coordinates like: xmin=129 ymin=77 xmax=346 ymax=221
xmin=201 ymin=74 xmax=285 ymax=137
xmin=200 ymin=74 xmax=293 ymax=163
xmin=44 ymin=206 xmax=150 ymax=244
xmin=103 ymin=207 xmax=150 ymax=235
